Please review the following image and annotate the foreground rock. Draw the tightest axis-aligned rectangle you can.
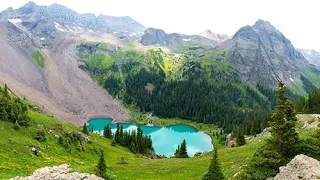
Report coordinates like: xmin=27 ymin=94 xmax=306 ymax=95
xmin=274 ymin=154 xmax=320 ymax=180
xmin=10 ymin=164 xmax=103 ymax=180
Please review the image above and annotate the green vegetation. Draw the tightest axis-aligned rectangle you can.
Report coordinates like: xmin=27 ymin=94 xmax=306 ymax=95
xmin=0 ymin=87 xmax=262 ymax=179
xmin=241 ymin=81 xmax=299 ymax=179
xmin=95 ymin=151 xmax=107 ymax=179
xmin=78 ymin=43 xmax=272 ymax=134
xmin=0 ymin=84 xmax=30 ymax=126
xmin=295 ymin=89 xmax=320 ymax=113
xmin=82 ymin=123 xmax=89 ymax=135
xmin=174 ymin=139 xmax=189 ymax=158
xmin=31 ymin=50 xmax=45 ymax=69
xmin=202 ymin=149 xmax=225 ymax=180
xmin=0 ymin=107 xmax=266 ymax=179
xmin=113 ymin=124 xmax=153 ymax=155
xmin=103 ymin=124 xmax=112 ymax=139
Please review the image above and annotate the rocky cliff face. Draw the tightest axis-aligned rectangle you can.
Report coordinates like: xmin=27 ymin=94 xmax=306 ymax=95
xmin=298 ymin=49 xmax=320 ymax=70
xmin=140 ymin=28 xmax=215 ymax=50
xmin=10 ymin=164 xmax=104 ymax=180
xmin=221 ymin=19 xmax=309 ymax=87
xmin=274 ymin=154 xmax=320 ymax=180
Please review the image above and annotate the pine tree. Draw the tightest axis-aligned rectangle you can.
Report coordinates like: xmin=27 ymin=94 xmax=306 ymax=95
xmin=243 ymin=81 xmax=300 ymax=179
xmin=235 ymin=129 xmax=246 ymax=146
xmin=95 ymin=151 xmax=107 ymax=179
xmin=0 ymin=105 xmax=8 ymax=121
xmin=103 ymin=124 xmax=112 ymax=139
xmin=179 ymin=139 xmax=188 ymax=158
xmin=82 ymin=123 xmax=89 ymax=135
xmin=202 ymin=149 xmax=224 ymax=180
xmin=114 ymin=123 xmax=120 ymax=143
xmin=4 ymin=84 xmax=8 ymax=97
xmin=175 ymin=139 xmax=188 ymax=158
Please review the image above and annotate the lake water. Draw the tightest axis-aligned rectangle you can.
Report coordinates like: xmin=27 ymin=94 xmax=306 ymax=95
xmin=87 ymin=118 xmax=213 ymax=157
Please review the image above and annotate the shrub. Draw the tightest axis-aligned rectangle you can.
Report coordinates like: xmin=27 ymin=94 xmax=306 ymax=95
xmin=307 ymin=119 xmax=315 ymax=124
xmin=33 ymin=130 xmax=46 ymax=142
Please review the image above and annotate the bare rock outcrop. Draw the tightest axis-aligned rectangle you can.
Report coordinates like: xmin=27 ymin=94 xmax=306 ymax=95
xmin=225 ymin=133 xmax=236 ymax=147
xmin=10 ymin=164 xmax=103 ymax=180
xmin=274 ymin=154 xmax=320 ymax=180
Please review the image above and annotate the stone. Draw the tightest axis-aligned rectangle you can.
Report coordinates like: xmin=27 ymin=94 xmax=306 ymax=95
xmin=274 ymin=154 xmax=320 ymax=180
xmin=9 ymin=164 xmax=104 ymax=180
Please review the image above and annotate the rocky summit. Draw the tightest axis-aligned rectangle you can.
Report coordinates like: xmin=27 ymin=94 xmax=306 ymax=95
xmin=222 ymin=19 xmax=309 ymax=87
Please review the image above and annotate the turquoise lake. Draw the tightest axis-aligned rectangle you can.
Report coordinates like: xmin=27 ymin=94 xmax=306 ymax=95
xmin=87 ymin=118 xmax=213 ymax=157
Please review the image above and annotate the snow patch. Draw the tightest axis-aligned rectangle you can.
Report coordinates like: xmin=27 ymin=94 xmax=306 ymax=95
xmin=8 ymin=18 xmax=22 ymax=25
xmin=40 ymin=37 xmax=45 ymax=41
xmin=54 ymin=22 xmax=66 ymax=32
xmin=183 ymin=38 xmax=191 ymax=42
xmin=289 ymin=75 xmax=294 ymax=82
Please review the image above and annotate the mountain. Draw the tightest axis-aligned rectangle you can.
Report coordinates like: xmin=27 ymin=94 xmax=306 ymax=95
xmin=221 ymin=19 xmax=309 ymax=88
xmin=298 ymin=49 xmax=320 ymax=69
xmin=0 ymin=1 xmax=145 ymax=46
xmin=200 ymin=30 xmax=229 ymax=42
xmin=0 ymin=2 xmax=131 ymax=125
xmin=140 ymin=28 xmax=215 ymax=50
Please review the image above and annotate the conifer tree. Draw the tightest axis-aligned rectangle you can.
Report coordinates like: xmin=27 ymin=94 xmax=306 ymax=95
xmin=175 ymin=139 xmax=188 ymax=158
xmin=235 ymin=128 xmax=246 ymax=146
xmin=95 ymin=151 xmax=107 ymax=179
xmin=82 ymin=123 xmax=89 ymax=135
xmin=179 ymin=139 xmax=188 ymax=158
xmin=0 ymin=105 xmax=8 ymax=121
xmin=103 ymin=124 xmax=112 ymax=139
xmin=242 ymin=81 xmax=299 ymax=179
xmin=202 ymin=149 xmax=224 ymax=180
xmin=114 ymin=123 xmax=120 ymax=143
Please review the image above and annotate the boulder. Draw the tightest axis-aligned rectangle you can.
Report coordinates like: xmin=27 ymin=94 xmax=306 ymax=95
xmin=225 ymin=133 xmax=236 ymax=147
xmin=10 ymin=164 xmax=103 ymax=180
xmin=274 ymin=154 xmax=320 ymax=180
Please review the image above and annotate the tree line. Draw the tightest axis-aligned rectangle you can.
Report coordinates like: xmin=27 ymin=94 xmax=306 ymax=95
xmin=0 ymin=84 xmax=30 ymax=126
xmin=104 ymin=124 xmax=153 ymax=154
xmin=295 ymin=89 xmax=320 ymax=114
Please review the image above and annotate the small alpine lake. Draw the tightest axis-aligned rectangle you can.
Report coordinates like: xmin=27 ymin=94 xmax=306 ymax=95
xmin=87 ymin=118 xmax=213 ymax=157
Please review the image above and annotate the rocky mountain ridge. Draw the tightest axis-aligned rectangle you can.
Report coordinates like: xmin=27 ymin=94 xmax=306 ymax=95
xmin=221 ymin=19 xmax=309 ymax=87
xmin=200 ymin=29 xmax=229 ymax=42
xmin=140 ymin=27 xmax=215 ymax=50
xmin=298 ymin=48 xmax=320 ymax=70
xmin=0 ymin=1 xmax=145 ymax=46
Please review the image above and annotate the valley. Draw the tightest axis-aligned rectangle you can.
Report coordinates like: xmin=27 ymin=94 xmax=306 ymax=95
xmin=1 ymin=1 xmax=320 ymax=180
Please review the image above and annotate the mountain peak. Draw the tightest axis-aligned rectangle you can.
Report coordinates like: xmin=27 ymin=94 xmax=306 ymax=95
xmin=200 ymin=29 xmax=229 ymax=42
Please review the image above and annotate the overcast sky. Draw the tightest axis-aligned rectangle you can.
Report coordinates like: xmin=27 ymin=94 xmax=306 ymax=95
xmin=1 ymin=0 xmax=320 ymax=51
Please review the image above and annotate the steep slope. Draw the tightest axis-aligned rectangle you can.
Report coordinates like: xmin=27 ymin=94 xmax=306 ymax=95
xmin=140 ymin=28 xmax=215 ymax=50
xmin=0 ymin=2 xmax=130 ymax=124
xmin=298 ymin=49 xmax=320 ymax=70
xmin=221 ymin=19 xmax=309 ymax=87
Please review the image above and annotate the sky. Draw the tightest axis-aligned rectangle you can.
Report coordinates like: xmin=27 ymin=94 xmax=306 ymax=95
xmin=1 ymin=0 xmax=320 ymax=51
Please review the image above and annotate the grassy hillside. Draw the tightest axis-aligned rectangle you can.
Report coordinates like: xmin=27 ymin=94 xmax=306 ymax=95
xmin=31 ymin=50 xmax=45 ymax=69
xmin=0 ymin=110 xmax=262 ymax=179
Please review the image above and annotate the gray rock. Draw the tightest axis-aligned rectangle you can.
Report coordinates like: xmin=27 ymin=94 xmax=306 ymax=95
xmin=274 ymin=154 xmax=320 ymax=180
xmin=298 ymin=48 xmax=320 ymax=70
xmin=140 ymin=28 xmax=215 ymax=50
xmin=10 ymin=164 xmax=104 ymax=180
xmin=221 ymin=19 xmax=309 ymax=87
